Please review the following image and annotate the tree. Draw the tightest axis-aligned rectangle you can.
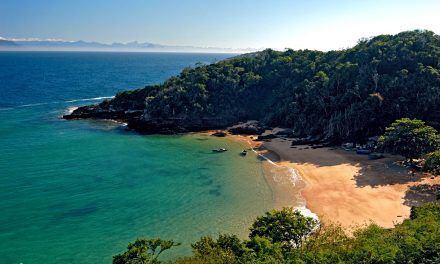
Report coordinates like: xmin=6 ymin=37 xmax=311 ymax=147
xmin=249 ymin=207 xmax=318 ymax=249
xmin=245 ymin=235 xmax=284 ymax=263
xmin=378 ymin=118 xmax=440 ymax=162
xmin=113 ymin=238 xmax=180 ymax=264
xmin=83 ymin=30 xmax=440 ymax=140
xmin=423 ymin=150 xmax=440 ymax=175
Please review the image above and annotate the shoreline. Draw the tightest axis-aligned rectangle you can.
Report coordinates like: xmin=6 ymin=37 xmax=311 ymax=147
xmin=217 ymin=132 xmax=318 ymax=220
xmin=262 ymin=138 xmax=440 ymax=229
xmin=210 ymin=130 xmax=439 ymax=229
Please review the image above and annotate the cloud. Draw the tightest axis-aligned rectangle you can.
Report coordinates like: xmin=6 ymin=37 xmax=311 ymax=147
xmin=0 ymin=36 xmax=73 ymax=42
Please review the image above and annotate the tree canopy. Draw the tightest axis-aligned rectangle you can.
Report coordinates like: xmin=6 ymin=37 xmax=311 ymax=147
xmin=98 ymin=30 xmax=440 ymax=142
xmin=377 ymin=118 xmax=440 ymax=160
xmin=118 ymin=204 xmax=440 ymax=263
xmin=113 ymin=238 xmax=180 ymax=264
xmin=249 ymin=207 xmax=318 ymax=249
xmin=423 ymin=150 xmax=440 ymax=175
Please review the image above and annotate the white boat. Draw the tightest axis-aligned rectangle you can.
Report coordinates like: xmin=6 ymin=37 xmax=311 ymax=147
xmin=212 ymin=148 xmax=227 ymax=153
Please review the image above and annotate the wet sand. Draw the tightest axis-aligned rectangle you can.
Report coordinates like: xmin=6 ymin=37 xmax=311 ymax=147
xmin=203 ymin=131 xmax=439 ymax=229
xmin=217 ymin=133 xmax=314 ymax=216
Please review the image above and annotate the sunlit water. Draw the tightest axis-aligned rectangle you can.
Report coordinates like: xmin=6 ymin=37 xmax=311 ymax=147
xmin=0 ymin=52 xmax=274 ymax=263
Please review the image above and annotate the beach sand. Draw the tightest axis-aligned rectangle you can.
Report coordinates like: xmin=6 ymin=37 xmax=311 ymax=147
xmin=206 ymin=131 xmax=439 ymax=230
xmin=263 ymin=138 xmax=440 ymax=229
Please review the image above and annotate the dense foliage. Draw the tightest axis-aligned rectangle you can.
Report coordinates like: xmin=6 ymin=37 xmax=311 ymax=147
xmin=378 ymin=118 xmax=440 ymax=160
xmin=102 ymin=30 xmax=440 ymax=142
xmin=249 ymin=208 xmax=318 ymax=249
xmin=113 ymin=238 xmax=180 ymax=264
xmin=423 ymin=150 xmax=440 ymax=175
xmin=115 ymin=203 xmax=440 ymax=263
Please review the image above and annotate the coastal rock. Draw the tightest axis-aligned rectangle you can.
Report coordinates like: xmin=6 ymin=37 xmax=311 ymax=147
xmin=63 ymin=89 xmax=149 ymax=121
xmin=63 ymin=87 xmax=242 ymax=133
xmin=128 ymin=114 xmax=238 ymax=134
xmin=212 ymin=131 xmax=227 ymax=137
xmin=228 ymin=121 xmax=265 ymax=135
xmin=255 ymin=134 xmax=277 ymax=141
xmin=64 ymin=103 xmax=242 ymax=134
xmin=63 ymin=105 xmax=143 ymax=120
xmin=274 ymin=128 xmax=295 ymax=137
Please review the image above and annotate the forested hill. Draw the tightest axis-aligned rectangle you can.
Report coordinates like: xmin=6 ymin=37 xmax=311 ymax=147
xmin=66 ymin=30 xmax=440 ymax=142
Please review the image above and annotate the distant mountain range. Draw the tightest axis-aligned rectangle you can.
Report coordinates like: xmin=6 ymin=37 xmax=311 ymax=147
xmin=0 ymin=37 xmax=255 ymax=53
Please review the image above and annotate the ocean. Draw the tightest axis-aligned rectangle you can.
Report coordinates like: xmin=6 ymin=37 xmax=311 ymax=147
xmin=0 ymin=52 xmax=275 ymax=263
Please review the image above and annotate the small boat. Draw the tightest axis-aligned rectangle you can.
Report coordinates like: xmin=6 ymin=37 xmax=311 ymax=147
xmin=240 ymin=150 xmax=247 ymax=156
xmin=356 ymin=148 xmax=371 ymax=155
xmin=212 ymin=148 xmax=227 ymax=153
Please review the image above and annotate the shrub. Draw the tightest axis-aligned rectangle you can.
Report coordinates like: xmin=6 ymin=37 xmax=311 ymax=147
xmin=423 ymin=150 xmax=440 ymax=175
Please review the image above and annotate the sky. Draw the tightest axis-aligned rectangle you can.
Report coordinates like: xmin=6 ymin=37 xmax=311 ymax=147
xmin=1 ymin=0 xmax=439 ymax=51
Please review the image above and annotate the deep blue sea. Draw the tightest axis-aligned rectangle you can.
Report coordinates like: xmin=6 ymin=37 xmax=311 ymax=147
xmin=0 ymin=52 xmax=274 ymax=263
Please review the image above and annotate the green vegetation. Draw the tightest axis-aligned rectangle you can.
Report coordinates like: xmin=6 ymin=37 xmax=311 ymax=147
xmin=101 ymin=30 xmax=440 ymax=142
xmin=378 ymin=118 xmax=440 ymax=161
xmin=105 ymin=31 xmax=440 ymax=261
xmin=249 ymin=208 xmax=318 ymax=249
xmin=423 ymin=150 xmax=440 ymax=175
xmin=113 ymin=238 xmax=180 ymax=264
xmin=114 ymin=203 xmax=440 ymax=263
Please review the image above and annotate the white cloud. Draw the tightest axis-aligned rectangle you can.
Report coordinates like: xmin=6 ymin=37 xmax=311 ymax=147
xmin=0 ymin=36 xmax=74 ymax=42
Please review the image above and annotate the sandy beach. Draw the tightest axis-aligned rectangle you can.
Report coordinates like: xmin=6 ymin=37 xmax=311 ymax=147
xmin=207 ymin=131 xmax=439 ymax=229
xmin=262 ymin=138 xmax=440 ymax=229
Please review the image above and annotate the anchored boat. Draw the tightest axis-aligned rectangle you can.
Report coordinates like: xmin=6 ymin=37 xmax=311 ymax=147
xmin=212 ymin=148 xmax=227 ymax=153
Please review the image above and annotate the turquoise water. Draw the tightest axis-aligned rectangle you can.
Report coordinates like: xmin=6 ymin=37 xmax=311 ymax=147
xmin=0 ymin=52 xmax=274 ymax=263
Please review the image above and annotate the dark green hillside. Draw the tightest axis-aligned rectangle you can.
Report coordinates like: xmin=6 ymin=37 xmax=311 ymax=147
xmin=66 ymin=30 xmax=440 ymax=141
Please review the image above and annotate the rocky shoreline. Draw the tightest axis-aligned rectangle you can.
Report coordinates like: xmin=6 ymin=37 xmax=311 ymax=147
xmin=62 ymin=90 xmax=338 ymax=146
xmin=64 ymin=105 xmax=238 ymax=134
xmin=63 ymin=104 xmax=335 ymax=147
xmin=63 ymin=96 xmax=260 ymax=135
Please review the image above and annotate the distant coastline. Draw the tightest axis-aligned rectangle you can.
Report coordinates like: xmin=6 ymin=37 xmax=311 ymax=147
xmin=0 ymin=37 xmax=255 ymax=53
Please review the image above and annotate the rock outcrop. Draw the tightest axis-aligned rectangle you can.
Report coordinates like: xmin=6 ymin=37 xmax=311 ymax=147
xmin=128 ymin=115 xmax=238 ymax=134
xmin=63 ymin=89 xmax=241 ymax=134
xmin=212 ymin=131 xmax=227 ymax=137
xmin=228 ymin=121 xmax=266 ymax=135
xmin=63 ymin=105 xmax=143 ymax=120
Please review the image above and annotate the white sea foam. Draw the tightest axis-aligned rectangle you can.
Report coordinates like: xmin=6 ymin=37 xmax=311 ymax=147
xmin=65 ymin=106 xmax=79 ymax=115
xmin=257 ymin=149 xmax=320 ymax=223
xmin=0 ymin=107 xmax=13 ymax=111
xmin=287 ymin=167 xmax=302 ymax=186
xmin=7 ymin=96 xmax=114 ymax=110
xmin=294 ymin=206 xmax=320 ymax=222
xmin=257 ymin=152 xmax=280 ymax=167
xmin=64 ymin=96 xmax=114 ymax=103
xmin=17 ymin=102 xmax=52 ymax=107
